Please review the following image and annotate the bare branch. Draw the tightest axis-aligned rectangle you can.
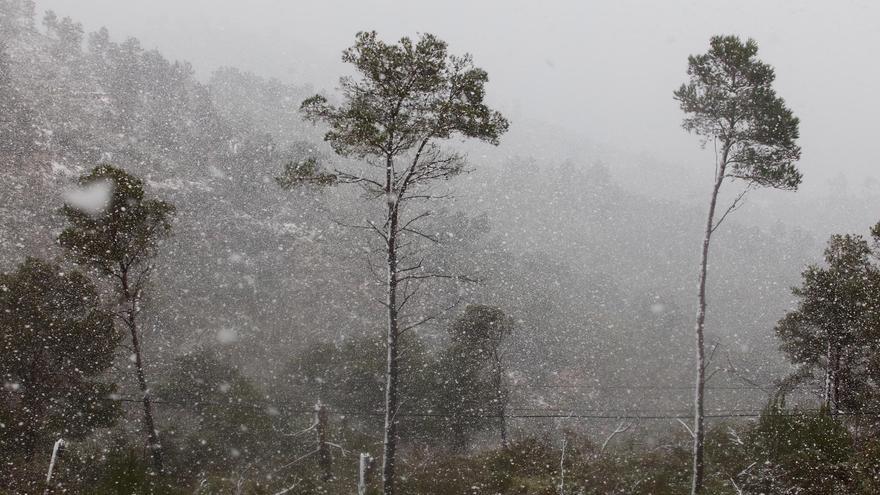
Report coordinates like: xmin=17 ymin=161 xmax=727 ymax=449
xmin=398 ymin=272 xmax=480 ymax=283
xmin=335 ymin=170 xmax=384 ymax=190
xmin=400 ymin=211 xmax=431 ymax=232
xmin=273 ymin=479 xmax=304 ymax=495
xmin=398 ymin=258 xmax=425 ymax=273
xmin=400 ymin=192 xmax=453 ymax=203
xmin=706 ymin=341 xmax=721 ymax=366
xmin=398 ymin=297 xmax=461 ymax=334
xmin=326 ymin=442 xmax=349 ymax=456
xmin=270 ymin=449 xmax=319 ymax=476
xmin=726 ymin=354 xmax=774 ymax=396
xmin=676 ymin=418 xmax=696 ymax=438
xmin=398 ymin=284 xmax=420 ymax=312
xmin=601 ymin=420 xmax=635 ymax=452
xmin=711 ymin=184 xmax=754 ymax=233
xmin=729 ymin=477 xmax=743 ymax=495
xmin=331 ymin=218 xmax=389 ymax=244
xmin=401 ymin=227 xmax=440 ymax=244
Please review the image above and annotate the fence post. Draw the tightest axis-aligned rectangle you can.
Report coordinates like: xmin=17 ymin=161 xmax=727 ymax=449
xmin=43 ymin=438 xmax=65 ymax=495
xmin=358 ymin=452 xmax=374 ymax=495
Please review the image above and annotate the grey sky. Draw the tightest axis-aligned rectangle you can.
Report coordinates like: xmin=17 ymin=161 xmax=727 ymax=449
xmin=37 ymin=0 xmax=880 ymax=192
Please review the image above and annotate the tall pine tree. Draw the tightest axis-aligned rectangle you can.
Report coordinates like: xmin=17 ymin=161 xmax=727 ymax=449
xmin=59 ymin=165 xmax=174 ymax=475
xmin=286 ymin=31 xmax=508 ymax=495
xmin=674 ymin=35 xmax=802 ymax=494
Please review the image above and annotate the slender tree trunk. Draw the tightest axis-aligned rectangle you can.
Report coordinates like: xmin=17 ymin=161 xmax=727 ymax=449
xmin=824 ymin=341 xmax=841 ymax=414
xmin=493 ymin=356 xmax=508 ymax=449
xmin=824 ymin=339 xmax=834 ymax=411
xmin=381 ymin=162 xmax=401 ymax=495
xmin=315 ymin=402 xmax=332 ymax=481
xmin=121 ymin=268 xmax=163 ymax=476
xmin=691 ymin=154 xmax=727 ymax=495
xmin=129 ymin=309 xmax=163 ymax=475
xmin=499 ymin=402 xmax=508 ymax=449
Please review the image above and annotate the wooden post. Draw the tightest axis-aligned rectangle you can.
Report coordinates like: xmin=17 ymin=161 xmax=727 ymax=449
xmin=358 ymin=453 xmax=374 ymax=495
xmin=315 ymin=401 xmax=332 ymax=481
xmin=43 ymin=438 xmax=65 ymax=495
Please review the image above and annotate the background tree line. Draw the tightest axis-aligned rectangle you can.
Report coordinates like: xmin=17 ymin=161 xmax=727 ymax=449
xmin=3 ymin=0 xmax=880 ymax=493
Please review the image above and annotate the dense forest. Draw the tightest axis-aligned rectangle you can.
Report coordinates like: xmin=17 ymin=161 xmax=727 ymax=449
xmin=2 ymin=1 xmax=880 ymax=493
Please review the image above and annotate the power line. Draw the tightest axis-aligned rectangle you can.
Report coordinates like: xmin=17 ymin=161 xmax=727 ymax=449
xmin=112 ymin=399 xmax=880 ymax=422
xmin=509 ymin=383 xmax=817 ymax=391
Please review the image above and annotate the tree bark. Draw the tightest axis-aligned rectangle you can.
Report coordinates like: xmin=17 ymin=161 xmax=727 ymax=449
xmin=691 ymin=152 xmax=727 ymax=495
xmin=381 ymin=158 xmax=401 ymax=495
xmin=499 ymin=402 xmax=508 ymax=450
xmin=824 ymin=339 xmax=834 ymax=411
xmin=129 ymin=311 xmax=163 ymax=475
xmin=824 ymin=340 xmax=841 ymax=413
xmin=122 ymin=269 xmax=163 ymax=475
xmin=493 ymin=354 xmax=508 ymax=449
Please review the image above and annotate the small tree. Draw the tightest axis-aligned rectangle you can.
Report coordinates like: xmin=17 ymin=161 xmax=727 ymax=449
xmin=59 ymin=165 xmax=174 ymax=475
xmin=0 ymin=258 xmax=119 ymax=487
xmin=288 ymin=31 xmax=508 ymax=495
xmin=776 ymin=233 xmax=880 ymax=413
xmin=743 ymin=399 xmax=854 ymax=494
xmin=437 ymin=304 xmax=513 ymax=450
xmin=674 ymin=35 xmax=802 ymax=494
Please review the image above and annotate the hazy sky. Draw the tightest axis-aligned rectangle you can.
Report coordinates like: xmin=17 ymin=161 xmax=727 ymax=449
xmin=37 ymin=0 xmax=880 ymax=192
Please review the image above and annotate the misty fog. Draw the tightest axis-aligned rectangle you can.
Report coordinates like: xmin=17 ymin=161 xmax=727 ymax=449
xmin=2 ymin=1 xmax=880 ymax=494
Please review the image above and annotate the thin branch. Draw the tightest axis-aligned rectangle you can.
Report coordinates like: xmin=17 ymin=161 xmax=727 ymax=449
xmin=729 ymin=477 xmax=743 ymax=495
xmin=284 ymin=420 xmax=318 ymax=438
xmin=326 ymin=442 xmax=349 ymax=456
xmin=601 ymin=420 xmax=634 ymax=452
xmin=705 ymin=342 xmax=723 ymax=383
xmin=270 ymin=449 xmax=320 ymax=476
xmin=737 ymin=461 xmax=757 ymax=479
xmin=398 ymin=285 xmax=420 ymax=312
xmin=705 ymin=367 xmax=724 ymax=384
xmin=398 ymin=272 xmax=480 ymax=283
xmin=711 ymin=184 xmax=754 ymax=233
xmin=676 ymin=418 xmax=696 ymax=438
xmin=400 ymin=192 xmax=453 ymax=203
xmin=365 ymin=257 xmax=383 ymax=284
xmin=726 ymin=354 xmax=773 ymax=396
xmin=400 ymin=211 xmax=431 ymax=232
xmin=398 ymin=258 xmax=425 ymax=273
xmin=331 ymin=218 xmax=388 ymax=243
xmin=334 ymin=170 xmax=384 ymax=189
xmin=706 ymin=341 xmax=721 ymax=366
xmin=398 ymin=297 xmax=461 ymax=334
xmin=273 ymin=479 xmax=303 ymax=495
xmin=400 ymin=227 xmax=440 ymax=244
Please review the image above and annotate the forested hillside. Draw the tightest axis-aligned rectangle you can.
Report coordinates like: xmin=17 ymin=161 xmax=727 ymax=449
xmin=3 ymin=1 xmax=880 ymax=493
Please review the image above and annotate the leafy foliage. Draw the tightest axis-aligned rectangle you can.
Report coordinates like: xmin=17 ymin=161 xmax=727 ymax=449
xmin=293 ymin=31 xmax=509 ymax=189
xmin=674 ymin=35 xmax=802 ymax=190
xmin=742 ymin=401 xmax=855 ymax=494
xmin=0 ymin=258 xmax=119 ymax=486
xmin=276 ymin=156 xmax=337 ymax=188
xmin=433 ymin=305 xmax=514 ymax=449
xmin=302 ymin=31 xmax=508 ymax=157
xmin=775 ymin=233 xmax=880 ymax=411
xmin=59 ymin=165 xmax=174 ymax=279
